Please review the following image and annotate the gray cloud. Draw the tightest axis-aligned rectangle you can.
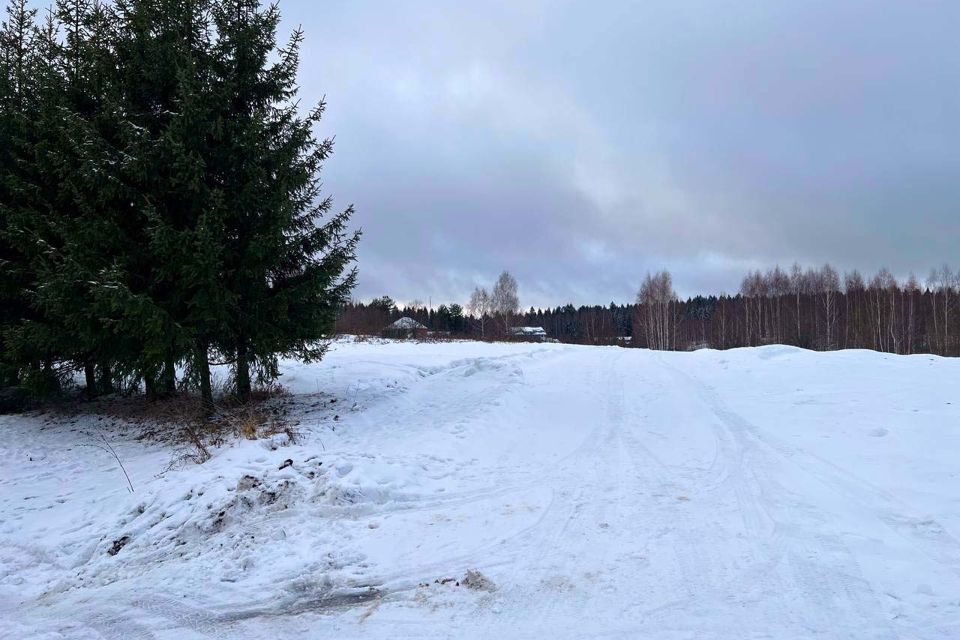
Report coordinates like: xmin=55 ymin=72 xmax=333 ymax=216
xmin=284 ymin=0 xmax=960 ymax=305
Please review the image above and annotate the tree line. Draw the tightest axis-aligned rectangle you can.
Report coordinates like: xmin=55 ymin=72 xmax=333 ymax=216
xmin=0 ymin=0 xmax=358 ymax=405
xmin=336 ymin=264 xmax=960 ymax=357
xmin=335 ymin=271 xmax=523 ymax=339
xmin=718 ymin=263 xmax=959 ymax=356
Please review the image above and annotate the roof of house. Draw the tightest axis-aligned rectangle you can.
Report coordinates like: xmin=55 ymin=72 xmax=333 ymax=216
xmin=386 ymin=316 xmax=427 ymax=330
xmin=510 ymin=326 xmax=547 ymax=336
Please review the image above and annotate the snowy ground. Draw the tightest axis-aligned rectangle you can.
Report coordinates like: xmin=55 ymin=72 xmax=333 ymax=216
xmin=2 ymin=340 xmax=960 ymax=639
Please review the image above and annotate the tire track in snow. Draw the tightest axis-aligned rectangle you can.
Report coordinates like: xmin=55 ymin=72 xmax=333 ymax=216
xmin=616 ymin=355 xmax=761 ymax=636
xmin=658 ymin=356 xmax=899 ymax=639
xmin=695 ymin=356 xmax=960 ymax=584
xmin=475 ymin=350 xmax=628 ymax=634
xmin=485 ymin=349 xmax=712 ymax=637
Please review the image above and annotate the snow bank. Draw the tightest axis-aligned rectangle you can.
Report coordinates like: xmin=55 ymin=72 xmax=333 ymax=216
xmin=2 ymin=340 xmax=959 ymax=638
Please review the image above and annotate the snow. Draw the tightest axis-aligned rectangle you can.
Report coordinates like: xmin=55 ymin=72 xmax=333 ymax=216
xmin=2 ymin=339 xmax=960 ymax=639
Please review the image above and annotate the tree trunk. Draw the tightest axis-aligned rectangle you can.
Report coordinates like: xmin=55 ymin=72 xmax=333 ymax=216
xmin=84 ymin=361 xmax=96 ymax=400
xmin=235 ymin=342 xmax=251 ymax=402
xmin=162 ymin=350 xmax=176 ymax=397
xmin=99 ymin=364 xmax=113 ymax=395
xmin=144 ymin=374 xmax=156 ymax=400
xmin=796 ymin=293 xmax=801 ymax=344
xmin=197 ymin=341 xmax=213 ymax=412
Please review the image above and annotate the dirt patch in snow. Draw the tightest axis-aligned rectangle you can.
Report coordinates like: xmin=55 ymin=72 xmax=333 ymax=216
xmin=107 ymin=536 xmax=130 ymax=556
xmin=461 ymin=569 xmax=497 ymax=592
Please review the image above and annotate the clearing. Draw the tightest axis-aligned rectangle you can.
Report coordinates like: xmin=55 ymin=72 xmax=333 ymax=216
xmin=2 ymin=340 xmax=959 ymax=639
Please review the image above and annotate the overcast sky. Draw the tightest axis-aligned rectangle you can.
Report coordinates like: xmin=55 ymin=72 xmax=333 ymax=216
xmin=281 ymin=0 xmax=960 ymax=307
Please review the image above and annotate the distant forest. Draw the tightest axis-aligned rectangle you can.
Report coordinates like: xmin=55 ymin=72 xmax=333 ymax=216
xmin=336 ymin=264 xmax=960 ymax=357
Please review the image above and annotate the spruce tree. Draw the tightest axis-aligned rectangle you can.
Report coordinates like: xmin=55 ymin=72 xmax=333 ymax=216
xmin=209 ymin=0 xmax=358 ymax=400
xmin=0 ymin=1 xmax=33 ymax=386
xmin=113 ymin=0 xmax=220 ymax=399
xmin=0 ymin=0 xmax=63 ymax=394
xmin=5 ymin=0 xmax=156 ymax=398
xmin=20 ymin=0 xmax=135 ymax=396
xmin=0 ymin=0 xmax=359 ymax=404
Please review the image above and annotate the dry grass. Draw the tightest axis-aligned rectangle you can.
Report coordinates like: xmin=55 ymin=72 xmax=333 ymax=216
xmin=47 ymin=384 xmax=300 ymax=465
xmin=238 ymin=410 xmax=260 ymax=440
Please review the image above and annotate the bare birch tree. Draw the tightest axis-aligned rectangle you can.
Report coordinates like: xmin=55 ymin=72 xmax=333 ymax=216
xmin=905 ymin=273 xmax=919 ymax=354
xmin=929 ymin=265 xmax=956 ymax=355
xmin=819 ymin=264 xmax=840 ymax=349
xmin=844 ymin=270 xmax=865 ymax=349
xmin=468 ymin=287 xmax=491 ymax=339
xmin=638 ymin=271 xmax=677 ymax=350
xmin=790 ymin=263 xmax=804 ymax=343
xmin=491 ymin=271 xmax=520 ymax=334
xmin=769 ymin=266 xmax=790 ymax=344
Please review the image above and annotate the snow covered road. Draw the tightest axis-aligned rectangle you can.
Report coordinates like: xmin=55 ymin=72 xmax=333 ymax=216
xmin=2 ymin=341 xmax=959 ymax=638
